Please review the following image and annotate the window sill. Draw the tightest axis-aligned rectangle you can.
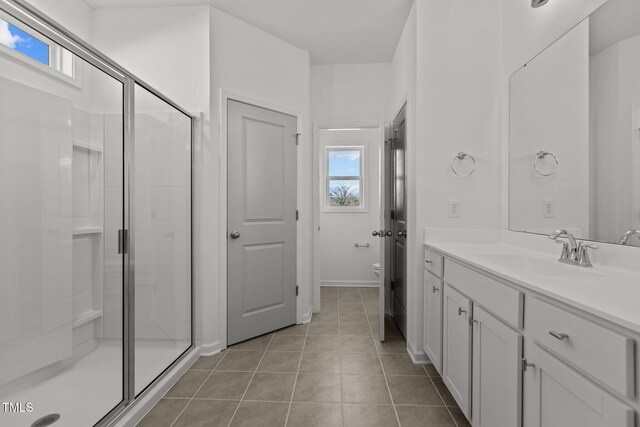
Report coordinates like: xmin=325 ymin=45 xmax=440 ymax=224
xmin=321 ymin=207 xmax=369 ymax=213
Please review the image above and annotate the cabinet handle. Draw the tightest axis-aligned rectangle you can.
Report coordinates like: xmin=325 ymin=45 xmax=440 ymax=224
xmin=432 ymin=286 xmax=439 ymax=293
xmin=425 ymin=260 xmax=433 ymax=264
xmin=458 ymin=307 xmax=467 ymax=316
xmin=549 ymin=331 xmax=569 ymax=341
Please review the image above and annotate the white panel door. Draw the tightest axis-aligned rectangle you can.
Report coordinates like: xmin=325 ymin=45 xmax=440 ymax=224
xmin=227 ymin=100 xmax=297 ymax=345
xmin=423 ymin=271 xmax=443 ymax=374
xmin=472 ymin=306 xmax=523 ymax=427
xmin=442 ymin=284 xmax=472 ymax=418
xmin=524 ymin=344 xmax=634 ymax=427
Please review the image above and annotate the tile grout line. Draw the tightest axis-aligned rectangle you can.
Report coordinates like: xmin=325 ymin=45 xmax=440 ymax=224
xmin=339 ymin=292 xmax=347 ymax=427
xmin=363 ymin=288 xmax=403 ymax=427
xmin=169 ymin=349 xmax=230 ymax=427
xmin=225 ymin=333 xmax=275 ymax=427
xmin=283 ymin=321 xmax=310 ymax=427
xmin=165 ymin=396 xmax=451 ymax=408
xmin=426 ymin=374 xmax=460 ymax=427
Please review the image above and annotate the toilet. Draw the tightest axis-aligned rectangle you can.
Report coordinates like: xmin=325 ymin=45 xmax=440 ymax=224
xmin=372 ymin=262 xmax=380 ymax=277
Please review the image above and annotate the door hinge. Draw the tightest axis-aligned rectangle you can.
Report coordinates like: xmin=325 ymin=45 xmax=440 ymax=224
xmin=390 ymin=210 xmax=395 ymax=220
xmin=118 ymin=229 xmax=128 ymax=254
xmin=296 ymin=133 xmax=301 ymax=145
xmin=296 ymin=285 xmax=299 ymax=296
xmin=296 ymin=210 xmax=299 ymax=221
xmin=522 ymin=357 xmax=535 ymax=372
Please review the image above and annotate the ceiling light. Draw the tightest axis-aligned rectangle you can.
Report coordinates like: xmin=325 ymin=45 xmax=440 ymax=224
xmin=531 ymin=0 xmax=549 ymax=8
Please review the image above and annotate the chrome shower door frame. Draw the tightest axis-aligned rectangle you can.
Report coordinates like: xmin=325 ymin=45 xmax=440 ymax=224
xmin=0 ymin=2 xmax=196 ymax=426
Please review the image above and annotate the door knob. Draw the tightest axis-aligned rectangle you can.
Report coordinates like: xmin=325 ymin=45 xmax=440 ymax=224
xmin=397 ymin=230 xmax=407 ymax=238
xmin=230 ymin=231 xmax=241 ymax=239
xmin=372 ymin=230 xmax=381 ymax=237
xmin=385 ymin=230 xmax=393 ymax=237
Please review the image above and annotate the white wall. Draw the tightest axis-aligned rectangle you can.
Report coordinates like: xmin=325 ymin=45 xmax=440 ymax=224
xmin=209 ymin=7 xmax=311 ymax=352
xmin=311 ymin=63 xmax=389 ymax=124
xmin=394 ymin=0 xmax=504 ymax=360
xmin=310 ymin=64 xmax=388 ymax=288
xmin=27 ymin=0 xmax=93 ymax=42
xmin=92 ymin=6 xmax=210 ymax=115
xmin=510 ymin=20 xmax=590 ymax=237
xmin=388 ymin=2 xmax=416 ymax=120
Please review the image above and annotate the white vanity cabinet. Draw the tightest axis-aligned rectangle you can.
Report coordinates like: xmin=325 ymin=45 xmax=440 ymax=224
xmin=425 ymin=244 xmax=638 ymax=427
xmin=523 ymin=344 xmax=634 ymax=427
xmin=472 ymin=305 xmax=523 ymax=427
xmin=442 ymin=284 xmax=472 ymax=417
xmin=423 ymin=248 xmax=444 ymax=373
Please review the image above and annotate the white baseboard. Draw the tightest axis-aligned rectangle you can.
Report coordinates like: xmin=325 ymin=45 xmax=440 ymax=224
xmin=301 ymin=305 xmax=313 ymax=324
xmin=320 ymin=280 xmax=379 ymax=288
xmin=407 ymin=342 xmax=430 ymax=364
xmin=113 ymin=347 xmax=200 ymax=427
xmin=200 ymin=340 xmax=225 ymax=356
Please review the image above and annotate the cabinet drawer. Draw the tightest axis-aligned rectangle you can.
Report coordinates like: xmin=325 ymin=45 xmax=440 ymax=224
xmin=444 ymin=259 xmax=523 ymax=329
xmin=424 ymin=247 xmax=444 ymax=277
xmin=526 ymin=297 xmax=635 ymax=397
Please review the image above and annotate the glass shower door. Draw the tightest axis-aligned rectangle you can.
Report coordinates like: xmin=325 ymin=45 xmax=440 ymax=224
xmin=0 ymin=14 xmax=126 ymax=426
xmin=133 ymin=84 xmax=192 ymax=395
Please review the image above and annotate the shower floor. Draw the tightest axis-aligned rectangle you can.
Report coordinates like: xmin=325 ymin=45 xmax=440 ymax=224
xmin=2 ymin=339 xmax=189 ymax=427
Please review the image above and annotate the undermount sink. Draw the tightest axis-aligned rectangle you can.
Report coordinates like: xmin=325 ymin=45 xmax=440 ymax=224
xmin=474 ymin=254 xmax=601 ymax=277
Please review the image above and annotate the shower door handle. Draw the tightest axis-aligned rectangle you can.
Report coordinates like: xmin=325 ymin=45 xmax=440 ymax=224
xmin=118 ymin=229 xmax=129 ymax=254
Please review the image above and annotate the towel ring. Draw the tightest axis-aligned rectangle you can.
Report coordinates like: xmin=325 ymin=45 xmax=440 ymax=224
xmin=451 ymin=152 xmax=476 ymax=177
xmin=533 ymin=151 xmax=559 ymax=177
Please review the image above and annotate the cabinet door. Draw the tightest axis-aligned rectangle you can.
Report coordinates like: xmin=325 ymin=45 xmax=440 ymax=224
xmin=472 ymin=306 xmax=523 ymax=427
xmin=524 ymin=344 xmax=634 ymax=427
xmin=424 ymin=271 xmax=443 ymax=374
xmin=443 ymin=284 xmax=472 ymax=417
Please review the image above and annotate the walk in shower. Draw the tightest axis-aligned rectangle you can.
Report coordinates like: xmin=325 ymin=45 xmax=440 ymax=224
xmin=0 ymin=1 xmax=193 ymax=426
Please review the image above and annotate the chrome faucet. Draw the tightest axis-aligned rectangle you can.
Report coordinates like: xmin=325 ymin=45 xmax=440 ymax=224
xmin=548 ymin=229 xmax=578 ymax=263
xmin=619 ymin=230 xmax=640 ymax=245
xmin=548 ymin=229 xmax=598 ymax=267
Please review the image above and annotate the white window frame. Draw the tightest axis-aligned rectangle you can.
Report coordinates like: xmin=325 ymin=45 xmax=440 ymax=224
xmin=0 ymin=10 xmax=82 ymax=88
xmin=322 ymin=145 xmax=367 ymax=212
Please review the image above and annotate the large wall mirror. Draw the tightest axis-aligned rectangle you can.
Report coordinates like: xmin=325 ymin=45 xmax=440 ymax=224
xmin=509 ymin=0 xmax=640 ymax=247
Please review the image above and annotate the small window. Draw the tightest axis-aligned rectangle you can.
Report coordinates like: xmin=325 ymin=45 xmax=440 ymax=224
xmin=325 ymin=147 xmax=365 ymax=210
xmin=0 ymin=15 xmax=76 ymax=79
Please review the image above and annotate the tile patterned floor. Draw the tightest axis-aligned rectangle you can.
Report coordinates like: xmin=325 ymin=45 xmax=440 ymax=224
xmin=137 ymin=287 xmax=471 ymax=427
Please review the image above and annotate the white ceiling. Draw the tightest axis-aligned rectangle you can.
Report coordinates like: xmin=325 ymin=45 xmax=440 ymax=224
xmin=590 ymin=0 xmax=640 ymax=55
xmin=84 ymin=0 xmax=414 ymax=64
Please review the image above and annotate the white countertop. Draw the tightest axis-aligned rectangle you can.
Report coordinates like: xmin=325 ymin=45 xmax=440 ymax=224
xmin=424 ymin=229 xmax=640 ymax=334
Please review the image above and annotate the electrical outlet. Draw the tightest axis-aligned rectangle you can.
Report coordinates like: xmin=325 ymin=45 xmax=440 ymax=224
xmin=448 ymin=200 xmax=461 ymax=218
xmin=542 ymin=199 xmax=555 ymax=218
